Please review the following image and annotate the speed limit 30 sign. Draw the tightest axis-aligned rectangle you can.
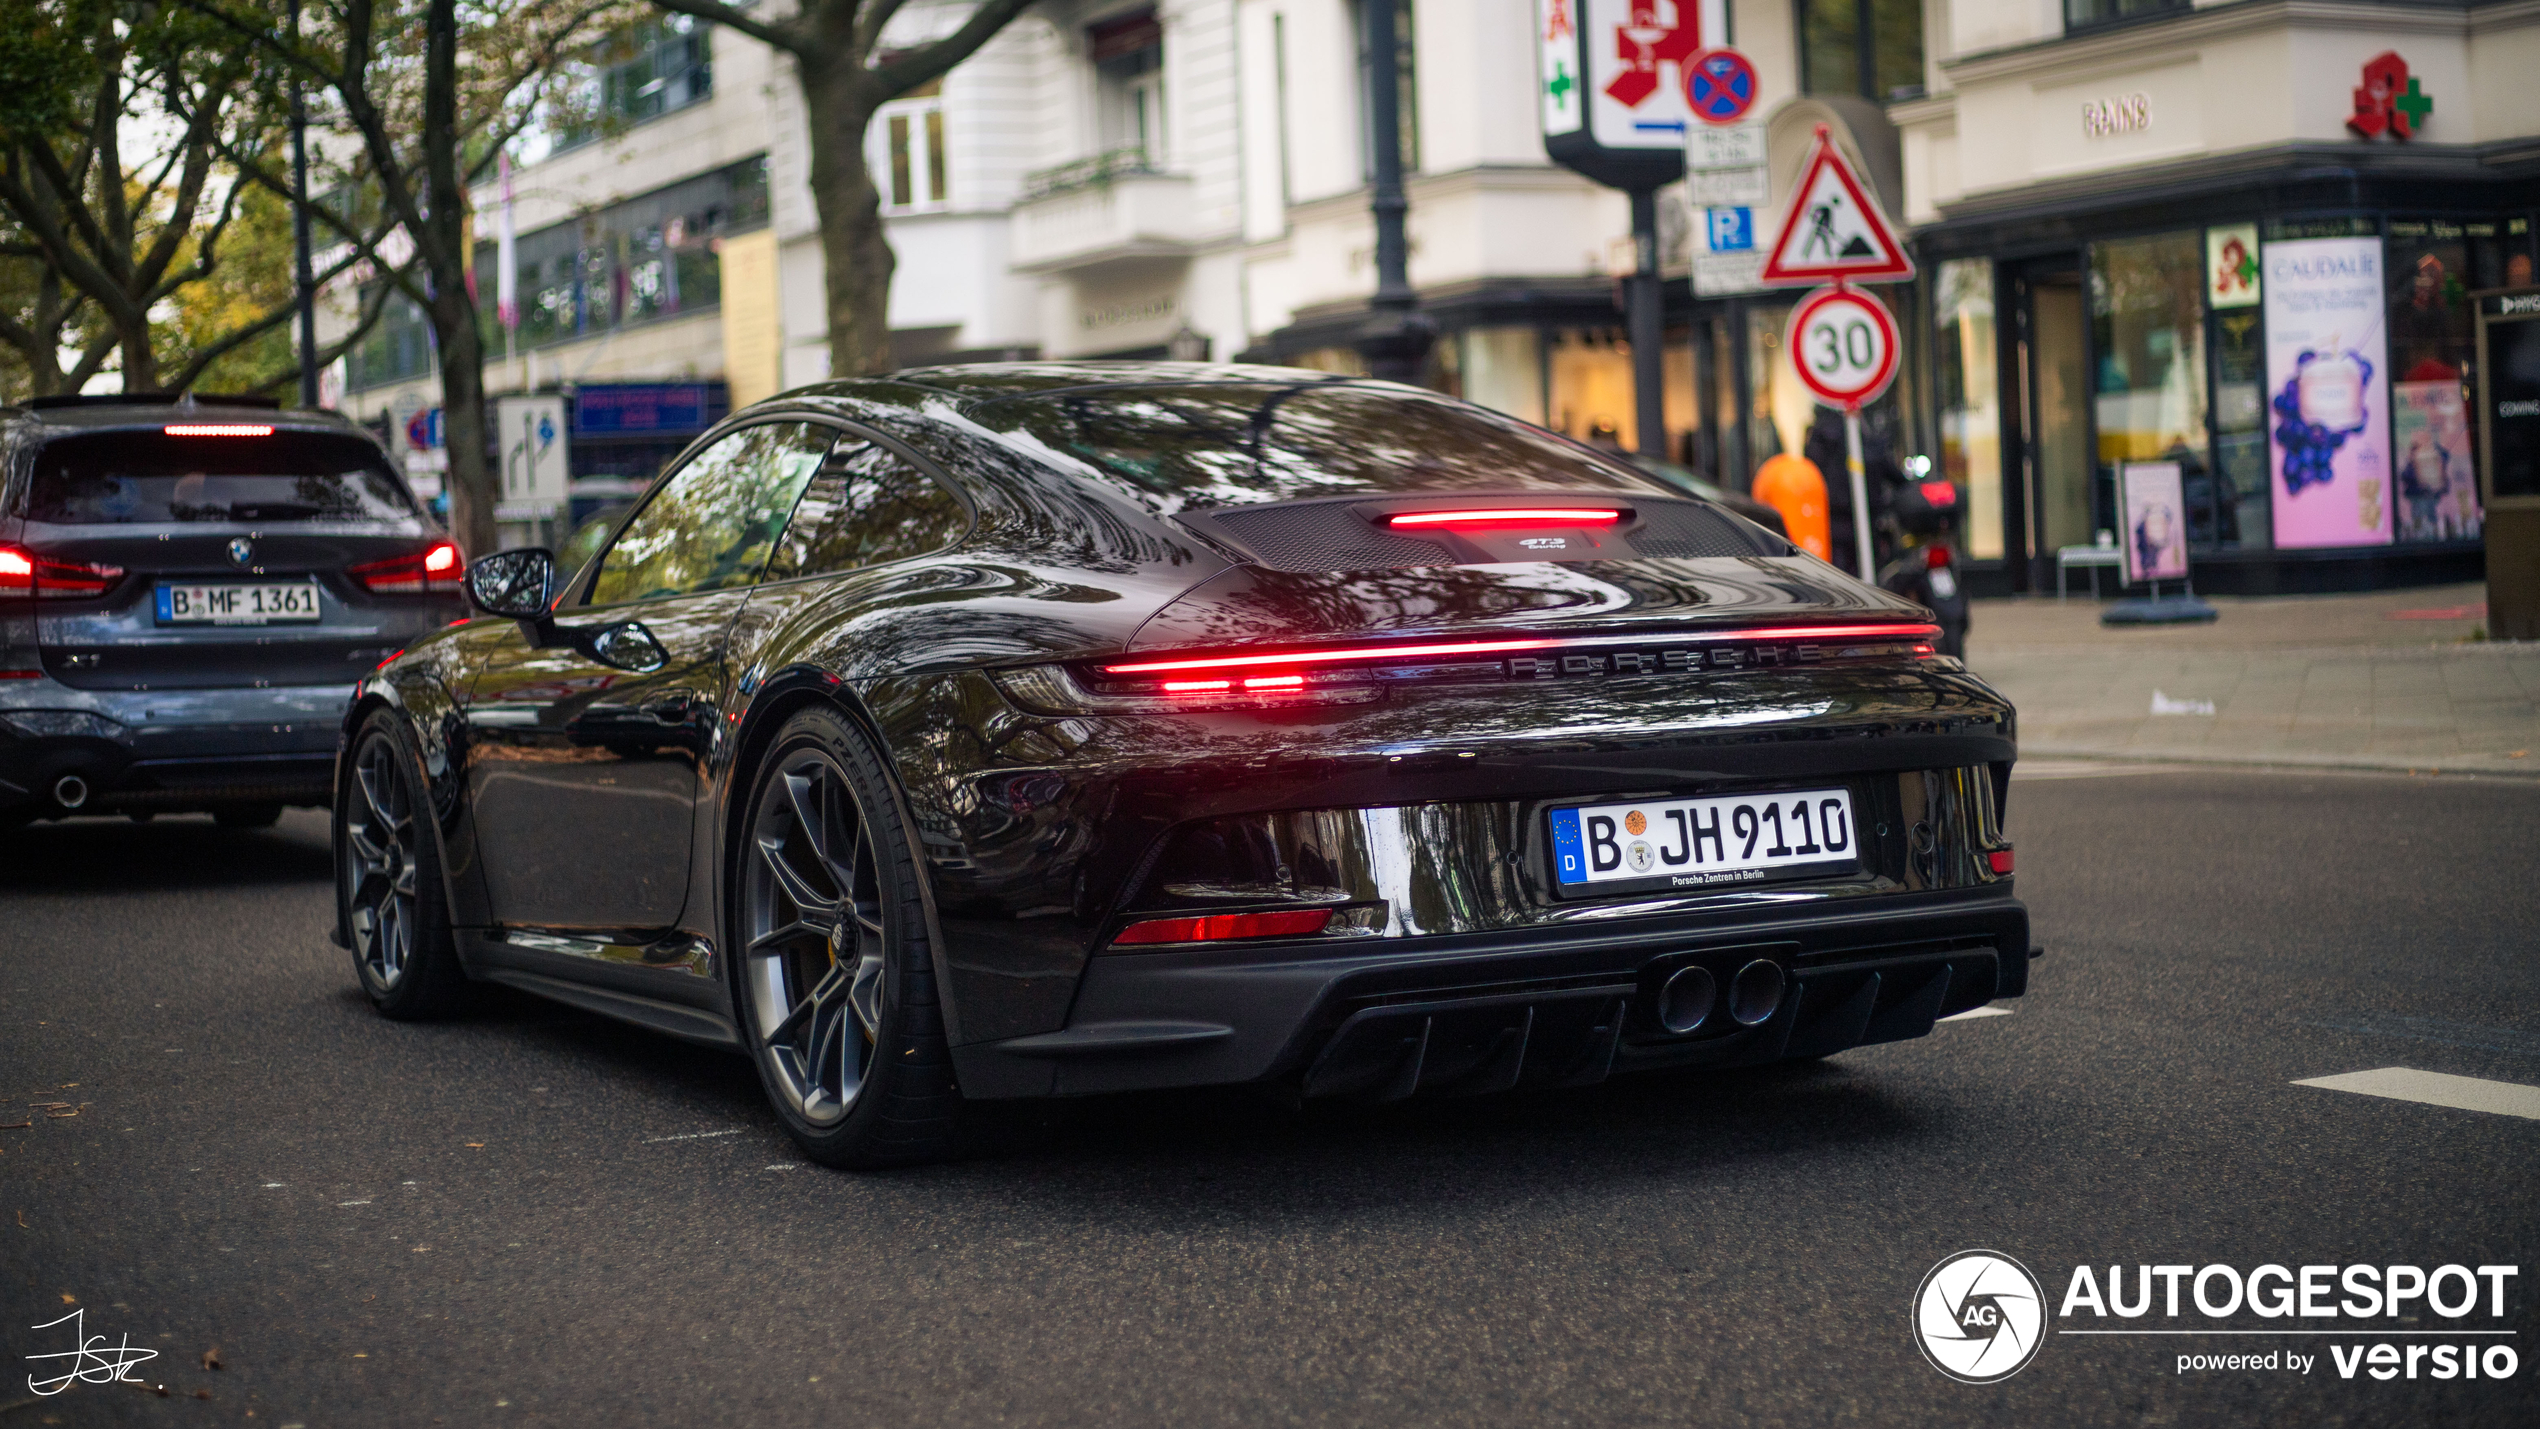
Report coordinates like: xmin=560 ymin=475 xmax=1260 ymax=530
xmin=1785 ymin=283 xmax=1900 ymax=413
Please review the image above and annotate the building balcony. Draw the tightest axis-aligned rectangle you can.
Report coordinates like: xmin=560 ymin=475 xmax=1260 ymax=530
xmin=1010 ymin=148 xmax=1197 ymax=275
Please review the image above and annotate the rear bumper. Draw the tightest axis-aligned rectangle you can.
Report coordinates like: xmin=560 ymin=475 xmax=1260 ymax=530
xmin=0 ymin=677 xmax=347 ymax=812
xmin=950 ymin=886 xmax=2030 ymax=1099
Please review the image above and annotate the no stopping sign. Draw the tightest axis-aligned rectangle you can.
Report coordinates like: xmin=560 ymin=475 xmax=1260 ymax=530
xmin=1785 ymin=284 xmax=1900 ymax=412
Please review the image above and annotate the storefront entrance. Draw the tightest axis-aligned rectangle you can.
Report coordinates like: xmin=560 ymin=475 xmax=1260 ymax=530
xmin=2012 ymin=262 xmax=2090 ymax=591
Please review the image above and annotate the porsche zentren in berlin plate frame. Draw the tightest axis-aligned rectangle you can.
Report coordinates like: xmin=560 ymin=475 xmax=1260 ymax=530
xmin=1549 ymin=788 xmax=1859 ymax=898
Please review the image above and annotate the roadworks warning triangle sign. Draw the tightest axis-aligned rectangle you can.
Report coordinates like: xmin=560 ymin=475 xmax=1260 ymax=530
xmin=1758 ymin=125 xmax=1914 ymax=285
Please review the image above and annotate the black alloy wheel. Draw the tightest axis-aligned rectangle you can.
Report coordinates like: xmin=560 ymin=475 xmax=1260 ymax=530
xmin=738 ymin=707 xmax=959 ymax=1167
xmin=339 ymin=717 xmax=466 ymax=1018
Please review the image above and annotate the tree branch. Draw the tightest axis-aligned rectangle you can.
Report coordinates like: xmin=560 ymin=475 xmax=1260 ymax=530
xmin=865 ymin=0 xmax=1036 ymax=99
xmin=647 ymin=0 xmax=804 ymax=58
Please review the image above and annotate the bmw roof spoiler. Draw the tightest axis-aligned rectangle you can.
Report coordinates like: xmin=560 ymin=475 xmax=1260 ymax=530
xmin=27 ymin=391 xmax=285 ymax=411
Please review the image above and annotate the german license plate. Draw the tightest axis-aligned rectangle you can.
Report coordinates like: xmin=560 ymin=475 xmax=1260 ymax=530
xmin=1548 ymin=787 xmax=1859 ymax=897
xmin=154 ymin=581 xmax=323 ymax=625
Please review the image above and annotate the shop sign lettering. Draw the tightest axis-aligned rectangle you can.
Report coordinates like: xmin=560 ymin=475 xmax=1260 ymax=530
xmin=2080 ymin=93 xmax=2150 ymax=138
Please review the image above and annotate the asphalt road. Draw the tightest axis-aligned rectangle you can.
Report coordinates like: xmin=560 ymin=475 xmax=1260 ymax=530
xmin=3 ymin=767 xmax=2536 ymax=1427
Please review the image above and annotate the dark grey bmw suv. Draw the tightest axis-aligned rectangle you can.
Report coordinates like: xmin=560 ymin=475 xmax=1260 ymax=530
xmin=0 ymin=394 xmax=462 ymax=828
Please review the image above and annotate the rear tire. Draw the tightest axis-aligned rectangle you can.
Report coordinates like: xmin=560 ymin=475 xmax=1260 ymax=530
xmin=734 ymin=706 xmax=962 ymax=1169
xmin=338 ymin=714 xmax=468 ymax=1019
xmin=216 ymin=803 xmax=283 ymax=829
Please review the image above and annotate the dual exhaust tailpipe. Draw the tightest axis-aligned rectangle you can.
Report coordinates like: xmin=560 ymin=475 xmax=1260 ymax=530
xmin=1656 ymin=958 xmax=1787 ymax=1036
xmin=52 ymin=773 xmax=88 ymax=810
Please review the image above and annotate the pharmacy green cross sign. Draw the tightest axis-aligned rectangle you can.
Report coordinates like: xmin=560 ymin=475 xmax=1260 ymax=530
xmin=1546 ymin=59 xmax=1574 ymax=107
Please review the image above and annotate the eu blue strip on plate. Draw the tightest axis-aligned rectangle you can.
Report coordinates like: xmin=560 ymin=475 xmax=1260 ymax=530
xmin=1548 ymin=806 xmax=1585 ymax=886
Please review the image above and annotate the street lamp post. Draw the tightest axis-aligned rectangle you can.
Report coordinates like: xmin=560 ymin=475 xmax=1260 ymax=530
xmin=1353 ymin=0 xmax=1431 ymax=383
xmin=289 ymin=0 xmax=320 ymax=408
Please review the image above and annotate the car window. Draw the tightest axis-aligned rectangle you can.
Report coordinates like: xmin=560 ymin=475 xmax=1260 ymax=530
xmin=25 ymin=431 xmax=417 ymax=524
xmin=970 ymin=381 xmax=1653 ymax=515
xmin=587 ymin=422 xmax=836 ymax=605
xmin=764 ymin=443 xmax=968 ymax=580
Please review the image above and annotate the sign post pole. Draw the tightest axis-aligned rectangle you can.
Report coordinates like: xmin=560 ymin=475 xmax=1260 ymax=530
xmin=1843 ymin=396 xmax=1874 ymax=581
xmin=1628 ymin=187 xmax=1665 ymax=455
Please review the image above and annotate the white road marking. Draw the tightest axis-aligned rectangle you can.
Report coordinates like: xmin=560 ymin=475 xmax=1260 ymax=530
xmin=1941 ymin=1005 xmax=2012 ymax=1021
xmin=338 ymin=1200 xmax=370 ymax=1207
xmin=2293 ymin=1067 xmax=2540 ymax=1121
xmin=643 ymin=1128 xmax=743 ymax=1144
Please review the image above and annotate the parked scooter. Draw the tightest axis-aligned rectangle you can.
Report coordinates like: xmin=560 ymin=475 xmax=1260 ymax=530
xmin=1875 ymin=456 xmax=1970 ymax=659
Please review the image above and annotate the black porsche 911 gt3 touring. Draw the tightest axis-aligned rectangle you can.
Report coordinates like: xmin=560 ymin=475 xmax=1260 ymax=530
xmin=335 ymin=364 xmax=2027 ymax=1167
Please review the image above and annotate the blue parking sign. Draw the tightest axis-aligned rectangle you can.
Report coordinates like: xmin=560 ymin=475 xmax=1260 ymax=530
xmin=1706 ymin=208 xmax=1754 ymax=254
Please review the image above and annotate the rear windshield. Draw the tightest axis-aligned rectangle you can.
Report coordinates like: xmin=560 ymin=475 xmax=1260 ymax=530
xmin=23 ymin=430 xmax=418 ymax=525
xmin=976 ymin=381 xmax=1655 ymax=514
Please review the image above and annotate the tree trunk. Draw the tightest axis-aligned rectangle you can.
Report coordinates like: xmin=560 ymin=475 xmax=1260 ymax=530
xmin=801 ymin=71 xmax=894 ymax=378
xmin=120 ymin=328 xmax=157 ymax=393
xmin=420 ymin=0 xmax=495 ymax=557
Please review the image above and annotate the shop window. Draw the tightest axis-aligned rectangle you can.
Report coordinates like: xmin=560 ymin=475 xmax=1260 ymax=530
xmin=2090 ymin=232 xmax=2209 ymax=549
xmin=1799 ymin=0 xmax=1925 ymax=104
xmin=875 ymin=79 xmax=949 ymax=213
xmin=349 ymin=286 xmax=435 ymax=392
xmin=2209 ymin=305 xmax=2270 ymax=550
xmin=1353 ymin=0 xmax=1419 ymax=180
xmin=1933 ymin=259 xmax=2003 ymax=561
xmin=1458 ymin=328 xmax=1545 ymax=428
xmin=2065 ymin=0 xmax=2189 ymax=35
xmin=1091 ymin=10 xmax=1166 ymax=164
xmin=2384 ymin=218 xmax=2504 ymax=543
xmin=1551 ymin=330 xmax=1636 ymax=449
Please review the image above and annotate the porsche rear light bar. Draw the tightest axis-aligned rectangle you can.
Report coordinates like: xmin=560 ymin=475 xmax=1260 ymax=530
xmin=1096 ymin=624 xmax=1940 ymax=678
xmin=1383 ymin=507 xmax=1625 ymax=530
xmin=0 ymin=544 xmax=126 ymax=599
xmin=348 ymin=541 xmax=463 ymax=595
xmin=163 ymin=423 xmax=275 ymax=437
xmin=998 ymin=622 xmax=1943 ymax=715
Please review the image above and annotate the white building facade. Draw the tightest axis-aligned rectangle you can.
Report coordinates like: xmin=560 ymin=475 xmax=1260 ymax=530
xmin=322 ymin=0 xmax=2540 ymax=596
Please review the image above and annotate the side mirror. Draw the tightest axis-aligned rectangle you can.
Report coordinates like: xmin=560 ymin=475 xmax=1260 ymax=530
xmin=465 ymin=547 xmax=557 ymax=620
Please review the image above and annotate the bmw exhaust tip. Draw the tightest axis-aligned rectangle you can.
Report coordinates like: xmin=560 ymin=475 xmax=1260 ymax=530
xmin=1656 ymin=965 xmax=1717 ymax=1035
xmin=1728 ymin=959 xmax=1786 ymax=1027
xmin=52 ymin=773 xmax=89 ymax=810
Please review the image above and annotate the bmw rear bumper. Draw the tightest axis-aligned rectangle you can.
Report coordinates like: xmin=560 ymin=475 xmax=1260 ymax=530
xmin=0 ymin=676 xmax=347 ymax=814
xmin=951 ymin=885 xmax=2030 ymax=1099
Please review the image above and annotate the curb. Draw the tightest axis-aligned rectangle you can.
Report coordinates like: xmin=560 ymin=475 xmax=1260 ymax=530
xmin=2015 ymin=744 xmax=2540 ymax=780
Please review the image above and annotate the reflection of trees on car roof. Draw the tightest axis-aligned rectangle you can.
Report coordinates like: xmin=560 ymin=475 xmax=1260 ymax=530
xmin=996 ymin=382 xmax=1649 ymax=514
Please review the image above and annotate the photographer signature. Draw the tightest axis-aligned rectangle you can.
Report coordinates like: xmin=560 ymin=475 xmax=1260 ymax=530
xmin=25 ymin=1308 xmax=160 ymax=1396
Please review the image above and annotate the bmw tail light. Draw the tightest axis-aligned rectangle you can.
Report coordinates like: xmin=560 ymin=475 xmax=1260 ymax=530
xmin=163 ymin=423 xmax=276 ymax=437
xmin=1113 ymin=909 xmax=1334 ymax=945
xmin=1988 ymin=847 xmax=2015 ymax=875
xmin=349 ymin=541 xmax=464 ymax=595
xmin=0 ymin=544 xmax=125 ymax=599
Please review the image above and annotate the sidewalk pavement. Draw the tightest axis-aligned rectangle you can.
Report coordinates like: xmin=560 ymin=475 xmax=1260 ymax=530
xmin=1964 ymin=582 xmax=2540 ymax=777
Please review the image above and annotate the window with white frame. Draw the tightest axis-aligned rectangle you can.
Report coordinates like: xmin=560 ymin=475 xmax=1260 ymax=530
xmin=1090 ymin=9 xmax=1165 ymax=165
xmin=873 ymin=78 xmax=950 ymax=213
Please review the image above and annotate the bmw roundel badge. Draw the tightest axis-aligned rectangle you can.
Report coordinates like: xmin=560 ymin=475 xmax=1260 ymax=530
xmin=228 ymin=537 xmax=253 ymax=567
